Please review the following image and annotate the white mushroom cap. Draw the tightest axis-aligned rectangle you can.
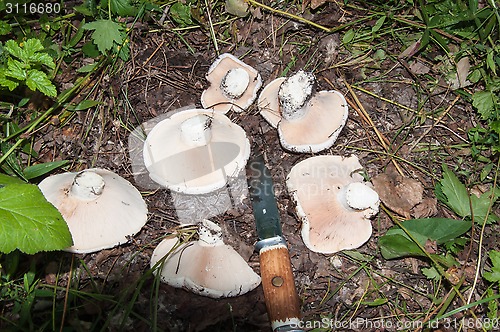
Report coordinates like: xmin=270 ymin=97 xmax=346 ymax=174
xmin=143 ymin=109 xmax=251 ymax=194
xmin=278 ymin=90 xmax=348 ymax=153
xmin=286 ymin=155 xmax=379 ymax=254
xmin=201 ymin=53 xmax=262 ymax=113
xmin=151 ymin=220 xmax=261 ymax=298
xmin=258 ymin=72 xmax=348 ymax=153
xmin=258 ymin=77 xmax=286 ymax=128
xmin=38 ymin=168 xmax=148 ymax=253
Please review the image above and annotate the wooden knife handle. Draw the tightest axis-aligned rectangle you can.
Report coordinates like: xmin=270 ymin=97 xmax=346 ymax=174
xmin=259 ymin=244 xmax=302 ymax=331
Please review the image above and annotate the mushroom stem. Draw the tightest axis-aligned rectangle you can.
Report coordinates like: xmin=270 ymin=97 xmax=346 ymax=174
xmin=180 ymin=115 xmax=213 ymax=147
xmin=278 ymin=70 xmax=315 ymax=121
xmin=70 ymin=171 xmax=105 ymax=201
xmin=221 ymin=67 xmax=250 ymax=99
xmin=198 ymin=219 xmax=223 ymax=246
xmin=337 ymin=182 xmax=380 ymax=217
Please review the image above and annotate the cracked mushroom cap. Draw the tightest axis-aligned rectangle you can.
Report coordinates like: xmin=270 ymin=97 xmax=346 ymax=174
xmin=286 ymin=155 xmax=379 ymax=254
xmin=201 ymin=53 xmax=262 ymax=113
xmin=151 ymin=220 xmax=261 ymax=298
xmin=258 ymin=71 xmax=348 ymax=153
xmin=38 ymin=168 xmax=148 ymax=253
xmin=143 ymin=108 xmax=251 ymax=194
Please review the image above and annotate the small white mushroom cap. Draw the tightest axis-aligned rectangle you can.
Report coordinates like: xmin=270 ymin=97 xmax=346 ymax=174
xmin=151 ymin=220 xmax=261 ymax=298
xmin=143 ymin=109 xmax=251 ymax=194
xmin=258 ymin=72 xmax=348 ymax=153
xmin=201 ymin=53 xmax=262 ymax=113
xmin=38 ymin=168 xmax=148 ymax=253
xmin=286 ymin=155 xmax=379 ymax=254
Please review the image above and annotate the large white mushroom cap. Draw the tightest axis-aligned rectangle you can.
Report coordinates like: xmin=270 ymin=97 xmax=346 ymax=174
xmin=143 ymin=109 xmax=251 ymax=195
xmin=38 ymin=168 xmax=148 ymax=254
xmin=286 ymin=155 xmax=379 ymax=254
xmin=201 ymin=53 xmax=262 ymax=113
xmin=151 ymin=220 xmax=261 ymax=298
xmin=258 ymin=71 xmax=348 ymax=153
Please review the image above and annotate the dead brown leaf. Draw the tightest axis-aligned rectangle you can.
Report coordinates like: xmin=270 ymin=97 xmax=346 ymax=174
xmin=311 ymin=0 xmax=328 ymax=9
xmin=372 ymin=166 xmax=424 ymax=218
xmin=412 ymin=197 xmax=438 ymax=218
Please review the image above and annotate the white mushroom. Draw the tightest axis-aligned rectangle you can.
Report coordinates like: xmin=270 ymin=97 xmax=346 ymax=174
xmin=257 ymin=77 xmax=286 ymax=128
xmin=258 ymin=71 xmax=348 ymax=153
xmin=278 ymin=70 xmax=315 ymax=120
xmin=286 ymin=155 xmax=379 ymax=254
xmin=201 ymin=53 xmax=262 ymax=113
xmin=151 ymin=220 xmax=261 ymax=298
xmin=143 ymin=108 xmax=251 ymax=195
xmin=38 ymin=168 xmax=148 ymax=253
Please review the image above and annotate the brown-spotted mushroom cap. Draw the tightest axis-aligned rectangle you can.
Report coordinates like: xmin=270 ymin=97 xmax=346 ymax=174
xmin=201 ymin=53 xmax=262 ymax=113
xmin=150 ymin=219 xmax=261 ymax=298
xmin=38 ymin=168 xmax=148 ymax=253
xmin=143 ymin=108 xmax=250 ymax=195
xmin=286 ymin=155 xmax=379 ymax=254
xmin=258 ymin=70 xmax=348 ymax=153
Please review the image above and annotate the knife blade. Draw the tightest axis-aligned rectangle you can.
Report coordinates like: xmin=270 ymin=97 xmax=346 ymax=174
xmin=247 ymin=154 xmax=303 ymax=332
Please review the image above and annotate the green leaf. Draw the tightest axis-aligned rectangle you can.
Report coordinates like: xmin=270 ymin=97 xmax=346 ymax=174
xmin=422 ymin=266 xmax=441 ymax=280
xmin=403 ymin=218 xmax=472 ymax=244
xmin=81 ymin=42 xmax=100 ymax=58
xmin=115 ymin=37 xmax=130 ymax=61
xmin=472 ymin=90 xmax=496 ymax=121
xmin=379 ymin=218 xmax=471 ymax=261
xmin=0 ymin=74 xmax=18 ymax=91
xmin=25 ymin=69 xmax=57 ymax=97
xmin=76 ymin=63 xmax=98 ymax=73
xmin=27 ymin=52 xmax=55 ymax=70
xmin=484 ymin=250 xmax=500 ymax=283
xmin=439 ymin=165 xmax=470 ymax=217
xmin=169 ymin=2 xmax=194 ymax=27
xmin=470 ymin=189 xmax=500 ymax=224
xmin=379 ymin=230 xmax=424 ymax=259
xmin=83 ymin=20 xmax=124 ymax=54
xmin=23 ymin=161 xmax=69 ymax=180
xmin=67 ymin=19 xmax=86 ymax=49
xmin=6 ymin=58 xmax=27 ymax=80
xmin=0 ymin=20 xmax=12 ymax=35
xmin=372 ymin=15 xmax=386 ymax=33
xmin=361 ymin=298 xmax=388 ymax=306
xmin=0 ymin=173 xmax=25 ymax=186
xmin=66 ymin=99 xmax=101 ymax=111
xmin=486 ymin=49 xmax=497 ymax=76
xmin=343 ymin=29 xmax=356 ymax=45
xmin=108 ymin=0 xmax=137 ymax=16
xmin=487 ymin=288 xmax=498 ymax=320
xmin=0 ymin=181 xmax=73 ymax=254
xmin=74 ymin=0 xmax=98 ymax=16
xmin=4 ymin=40 xmax=24 ymax=60
xmin=22 ymin=39 xmax=45 ymax=58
